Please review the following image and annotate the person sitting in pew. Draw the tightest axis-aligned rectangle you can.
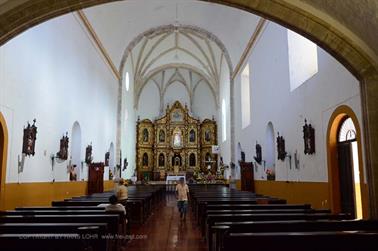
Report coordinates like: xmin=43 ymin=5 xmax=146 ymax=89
xmin=116 ymin=178 xmax=128 ymax=205
xmin=97 ymin=195 xmax=126 ymax=216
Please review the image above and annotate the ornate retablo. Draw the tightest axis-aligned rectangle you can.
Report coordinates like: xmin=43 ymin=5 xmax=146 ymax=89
xmin=136 ymin=101 xmax=217 ymax=181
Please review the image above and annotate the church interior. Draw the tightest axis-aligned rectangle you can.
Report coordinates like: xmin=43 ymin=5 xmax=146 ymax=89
xmin=0 ymin=0 xmax=378 ymax=250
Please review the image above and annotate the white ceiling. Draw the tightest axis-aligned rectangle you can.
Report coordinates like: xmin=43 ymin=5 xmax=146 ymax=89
xmin=83 ymin=0 xmax=262 ymax=71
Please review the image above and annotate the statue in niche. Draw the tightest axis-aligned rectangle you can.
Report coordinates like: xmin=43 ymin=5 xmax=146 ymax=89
xmin=22 ymin=119 xmax=37 ymax=156
xmin=205 ymin=129 xmax=211 ymax=142
xmin=85 ymin=144 xmax=93 ymax=164
xmin=159 ymin=129 xmax=165 ymax=143
xmin=172 ymin=128 xmax=182 ymax=148
xmin=104 ymin=152 xmax=110 ymax=166
xmin=189 ymin=153 xmax=196 ymax=167
xmin=159 ymin=153 xmax=165 ymax=167
xmin=57 ymin=132 xmax=69 ymax=160
xmin=277 ymin=132 xmax=287 ymax=161
xmin=253 ymin=142 xmax=262 ymax=165
xmin=143 ymin=128 xmax=149 ymax=142
xmin=303 ymin=119 xmax=315 ymax=155
xmin=172 ymin=154 xmax=182 ymax=166
xmin=142 ymin=153 xmax=148 ymax=167
xmin=189 ymin=129 xmax=196 ymax=143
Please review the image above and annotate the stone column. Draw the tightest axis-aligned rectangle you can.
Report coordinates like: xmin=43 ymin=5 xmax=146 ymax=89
xmin=361 ymin=71 xmax=378 ymax=218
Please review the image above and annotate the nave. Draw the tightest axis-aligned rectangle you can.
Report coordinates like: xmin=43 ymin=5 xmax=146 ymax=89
xmin=126 ymin=194 xmax=206 ymax=251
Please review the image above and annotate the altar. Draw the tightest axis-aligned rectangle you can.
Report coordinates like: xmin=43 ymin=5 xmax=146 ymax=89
xmin=136 ymin=101 xmax=218 ymax=181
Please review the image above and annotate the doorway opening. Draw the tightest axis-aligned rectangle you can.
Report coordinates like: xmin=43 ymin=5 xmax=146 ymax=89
xmin=327 ymin=105 xmax=367 ymax=219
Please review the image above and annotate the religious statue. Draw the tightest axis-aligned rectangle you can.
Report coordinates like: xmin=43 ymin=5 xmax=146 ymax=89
xmin=303 ymin=119 xmax=315 ymax=155
xmin=143 ymin=128 xmax=149 ymax=142
xmin=253 ymin=141 xmax=262 ymax=164
xmin=189 ymin=129 xmax=196 ymax=142
xmin=142 ymin=153 xmax=148 ymax=166
xmin=159 ymin=153 xmax=165 ymax=167
xmin=205 ymin=129 xmax=211 ymax=142
xmin=85 ymin=144 xmax=92 ymax=164
xmin=104 ymin=152 xmax=110 ymax=166
xmin=189 ymin=153 xmax=196 ymax=167
xmin=22 ymin=119 xmax=37 ymax=156
xmin=173 ymin=128 xmax=182 ymax=148
xmin=159 ymin=129 xmax=165 ymax=143
xmin=277 ymin=132 xmax=287 ymax=161
xmin=56 ymin=132 xmax=69 ymax=160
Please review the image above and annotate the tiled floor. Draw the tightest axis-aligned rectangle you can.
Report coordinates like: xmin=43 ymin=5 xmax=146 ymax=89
xmin=125 ymin=194 xmax=207 ymax=251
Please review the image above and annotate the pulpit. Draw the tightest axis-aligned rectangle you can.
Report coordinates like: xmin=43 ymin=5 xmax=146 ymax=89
xmin=239 ymin=161 xmax=254 ymax=192
xmin=88 ymin=162 xmax=104 ymax=194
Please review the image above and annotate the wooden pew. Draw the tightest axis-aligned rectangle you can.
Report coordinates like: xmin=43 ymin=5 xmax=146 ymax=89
xmin=211 ymin=219 xmax=378 ymax=251
xmin=222 ymin=231 xmax=378 ymax=251
xmin=205 ymin=213 xmax=350 ymax=243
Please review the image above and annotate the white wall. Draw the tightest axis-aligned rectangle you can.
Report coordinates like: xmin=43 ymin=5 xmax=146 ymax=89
xmin=234 ymin=22 xmax=363 ymax=182
xmin=0 ymin=13 xmax=118 ymax=183
xmin=137 ymin=80 xmax=218 ymax=121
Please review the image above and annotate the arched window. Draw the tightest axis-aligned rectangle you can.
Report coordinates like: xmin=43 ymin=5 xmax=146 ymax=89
xmin=265 ymin=122 xmax=275 ymax=169
xmin=125 ymin=72 xmax=130 ymax=91
xmin=241 ymin=64 xmax=251 ymax=128
xmin=222 ymin=99 xmax=227 ymax=142
xmin=338 ymin=117 xmax=357 ymax=142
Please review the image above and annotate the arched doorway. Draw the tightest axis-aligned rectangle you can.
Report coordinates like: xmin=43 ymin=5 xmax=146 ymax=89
xmin=327 ymin=105 xmax=368 ymax=219
xmin=0 ymin=112 xmax=9 ymax=209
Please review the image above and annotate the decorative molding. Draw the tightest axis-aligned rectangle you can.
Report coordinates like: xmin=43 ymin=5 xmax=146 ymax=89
xmin=232 ymin=18 xmax=267 ymax=80
xmin=76 ymin=10 xmax=121 ymax=80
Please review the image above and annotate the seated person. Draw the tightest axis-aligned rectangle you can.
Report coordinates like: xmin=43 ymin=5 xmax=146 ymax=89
xmin=98 ymin=195 xmax=126 ymax=215
xmin=116 ymin=178 xmax=128 ymax=204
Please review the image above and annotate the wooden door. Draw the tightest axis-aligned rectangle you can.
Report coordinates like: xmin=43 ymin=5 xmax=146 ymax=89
xmin=239 ymin=161 xmax=254 ymax=192
xmin=88 ymin=162 xmax=104 ymax=195
xmin=337 ymin=143 xmax=355 ymax=217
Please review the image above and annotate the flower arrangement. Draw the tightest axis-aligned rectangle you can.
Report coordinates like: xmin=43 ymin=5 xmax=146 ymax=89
xmin=266 ymin=169 xmax=275 ymax=181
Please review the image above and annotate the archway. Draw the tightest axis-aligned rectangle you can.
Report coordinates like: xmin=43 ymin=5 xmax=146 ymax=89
xmin=71 ymin=121 xmax=82 ymax=181
xmin=327 ymin=105 xmax=368 ymax=218
xmin=0 ymin=0 xmax=377 ymax=217
xmin=0 ymin=112 xmax=9 ymax=209
xmin=265 ymin=122 xmax=275 ymax=178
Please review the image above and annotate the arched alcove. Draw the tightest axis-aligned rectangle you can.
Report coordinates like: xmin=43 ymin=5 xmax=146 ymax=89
xmin=265 ymin=122 xmax=275 ymax=172
xmin=109 ymin=142 xmax=115 ymax=178
xmin=71 ymin=121 xmax=82 ymax=181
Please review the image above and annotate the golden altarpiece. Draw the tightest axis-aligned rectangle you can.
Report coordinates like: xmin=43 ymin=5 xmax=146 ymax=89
xmin=136 ymin=101 xmax=217 ymax=181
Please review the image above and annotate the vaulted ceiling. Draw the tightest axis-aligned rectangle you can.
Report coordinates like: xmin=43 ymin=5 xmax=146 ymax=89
xmin=82 ymin=0 xmax=262 ymax=72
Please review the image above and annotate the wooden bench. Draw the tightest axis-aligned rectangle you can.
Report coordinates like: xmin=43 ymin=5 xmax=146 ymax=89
xmin=222 ymin=231 xmax=378 ymax=251
xmin=211 ymin=219 xmax=378 ymax=251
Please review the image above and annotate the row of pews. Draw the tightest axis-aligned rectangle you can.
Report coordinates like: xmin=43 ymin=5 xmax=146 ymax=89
xmin=0 ymin=184 xmax=165 ymax=251
xmin=189 ymin=184 xmax=378 ymax=251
